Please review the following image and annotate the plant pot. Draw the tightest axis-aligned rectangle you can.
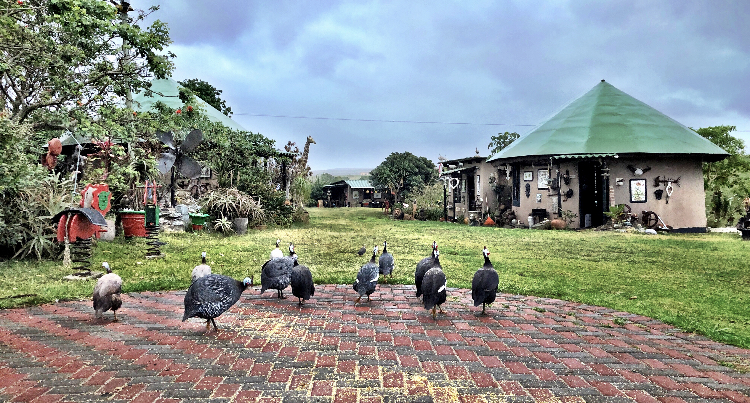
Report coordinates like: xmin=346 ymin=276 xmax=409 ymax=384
xmin=120 ymin=210 xmax=146 ymax=238
xmin=189 ymin=213 xmax=210 ymax=232
xmin=233 ymin=217 xmax=248 ymax=235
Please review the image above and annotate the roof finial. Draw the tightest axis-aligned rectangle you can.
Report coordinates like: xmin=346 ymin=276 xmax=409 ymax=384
xmin=601 ymin=79 xmax=606 ymax=82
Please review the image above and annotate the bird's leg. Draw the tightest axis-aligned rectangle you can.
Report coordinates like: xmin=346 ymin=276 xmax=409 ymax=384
xmin=431 ymin=306 xmax=437 ymax=320
xmin=298 ymin=298 xmax=304 ymax=307
xmin=367 ymin=294 xmax=371 ymax=302
xmin=438 ymin=305 xmax=445 ymax=314
xmin=482 ymin=303 xmax=486 ymax=315
xmin=113 ymin=311 xmax=118 ymax=322
xmin=354 ymin=296 xmax=361 ymax=305
xmin=211 ymin=318 xmax=219 ymax=332
xmin=205 ymin=320 xmax=211 ymax=332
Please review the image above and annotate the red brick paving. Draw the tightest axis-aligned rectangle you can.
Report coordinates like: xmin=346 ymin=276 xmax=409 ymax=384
xmin=0 ymin=285 xmax=749 ymax=402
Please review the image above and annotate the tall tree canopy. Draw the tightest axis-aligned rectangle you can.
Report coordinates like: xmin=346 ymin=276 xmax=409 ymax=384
xmin=370 ymin=152 xmax=437 ymax=202
xmin=0 ymin=0 xmax=174 ymax=129
xmin=178 ymin=78 xmax=233 ymax=117
xmin=488 ymin=131 xmax=520 ymax=155
xmin=697 ymin=125 xmax=750 ymax=224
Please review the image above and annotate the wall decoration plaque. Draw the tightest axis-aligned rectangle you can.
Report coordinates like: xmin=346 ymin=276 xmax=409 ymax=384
xmin=630 ymin=179 xmax=647 ymax=203
xmin=537 ymin=169 xmax=549 ymax=189
xmin=523 ymin=171 xmax=533 ymax=181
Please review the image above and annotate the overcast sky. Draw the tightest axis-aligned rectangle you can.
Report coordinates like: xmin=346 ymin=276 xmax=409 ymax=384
xmin=140 ymin=1 xmax=749 ymax=171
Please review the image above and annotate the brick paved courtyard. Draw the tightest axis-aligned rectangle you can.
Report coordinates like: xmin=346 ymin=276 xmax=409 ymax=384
xmin=1 ymin=284 xmax=749 ymax=402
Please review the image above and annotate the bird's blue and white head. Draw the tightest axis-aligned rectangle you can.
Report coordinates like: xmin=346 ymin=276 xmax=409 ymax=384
xmin=433 ymin=247 xmax=440 ymax=259
xmin=201 ymin=251 xmax=206 ymax=259
xmin=289 ymin=243 xmax=295 ymax=254
xmin=243 ymin=277 xmax=252 ymax=286
xmin=276 ymin=239 xmax=281 ymax=247
xmin=432 ymin=240 xmax=437 ymax=250
xmin=372 ymin=246 xmax=378 ymax=255
xmin=483 ymin=247 xmax=489 ymax=258
xmin=102 ymin=262 xmax=111 ymax=273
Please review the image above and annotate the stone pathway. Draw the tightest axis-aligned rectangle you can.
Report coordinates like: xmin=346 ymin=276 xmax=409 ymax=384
xmin=1 ymin=284 xmax=749 ymax=402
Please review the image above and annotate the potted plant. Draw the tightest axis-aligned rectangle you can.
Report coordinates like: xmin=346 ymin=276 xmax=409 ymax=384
xmin=199 ymin=187 xmax=265 ymax=234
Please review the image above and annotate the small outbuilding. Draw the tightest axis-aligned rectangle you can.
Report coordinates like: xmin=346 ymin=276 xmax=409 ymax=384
xmin=487 ymin=80 xmax=728 ymax=232
xmin=440 ymin=155 xmax=507 ymax=222
xmin=322 ymin=180 xmax=386 ymax=207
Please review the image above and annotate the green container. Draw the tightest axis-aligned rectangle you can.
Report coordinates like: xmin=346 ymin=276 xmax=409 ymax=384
xmin=189 ymin=213 xmax=210 ymax=226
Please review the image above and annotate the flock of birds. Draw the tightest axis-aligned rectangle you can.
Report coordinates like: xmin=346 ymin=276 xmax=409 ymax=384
xmin=91 ymin=239 xmax=500 ymax=331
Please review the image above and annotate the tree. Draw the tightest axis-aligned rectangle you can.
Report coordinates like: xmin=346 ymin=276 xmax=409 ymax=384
xmin=0 ymin=0 xmax=174 ymax=129
xmin=697 ymin=125 xmax=750 ymax=225
xmin=178 ymin=78 xmax=233 ymax=117
xmin=488 ymin=131 xmax=520 ymax=155
xmin=370 ymin=152 xmax=437 ymax=203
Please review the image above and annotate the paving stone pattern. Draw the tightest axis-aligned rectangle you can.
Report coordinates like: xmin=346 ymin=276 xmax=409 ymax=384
xmin=1 ymin=284 xmax=750 ymax=402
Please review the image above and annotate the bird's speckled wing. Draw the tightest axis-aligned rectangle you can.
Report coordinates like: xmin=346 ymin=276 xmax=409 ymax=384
xmin=93 ymin=273 xmax=122 ymax=300
xmin=261 ymin=257 xmax=294 ymax=292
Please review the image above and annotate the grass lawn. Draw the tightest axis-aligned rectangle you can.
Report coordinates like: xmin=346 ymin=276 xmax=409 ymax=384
xmin=1 ymin=207 xmax=749 ymax=349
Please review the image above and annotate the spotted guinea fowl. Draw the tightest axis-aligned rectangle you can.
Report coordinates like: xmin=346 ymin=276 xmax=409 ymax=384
xmin=183 ymin=273 xmax=252 ymax=332
xmin=191 ymin=251 xmax=212 ymax=283
xmin=422 ymin=247 xmax=446 ymax=320
xmin=260 ymin=242 xmax=295 ymax=298
xmin=357 ymin=244 xmax=366 ymax=256
xmin=415 ymin=241 xmax=438 ymax=299
xmin=353 ymin=246 xmax=379 ymax=304
xmin=93 ymin=262 xmax=123 ymax=321
xmin=378 ymin=240 xmax=394 ymax=278
xmin=290 ymin=258 xmax=314 ymax=306
xmin=472 ymin=246 xmax=499 ymax=315
xmin=270 ymin=239 xmax=284 ymax=260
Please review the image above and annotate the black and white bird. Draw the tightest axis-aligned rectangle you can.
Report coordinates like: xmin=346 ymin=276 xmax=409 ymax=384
xmin=270 ymin=239 xmax=284 ymax=260
xmin=471 ymin=247 xmax=499 ymax=315
xmin=378 ymin=241 xmax=394 ymax=278
xmin=93 ymin=262 xmax=122 ymax=321
xmin=290 ymin=259 xmax=315 ymax=306
xmin=353 ymin=246 xmax=379 ymax=304
xmin=422 ymin=246 xmax=447 ymax=320
xmin=183 ymin=274 xmax=253 ymax=332
xmin=260 ymin=242 xmax=295 ymax=298
xmin=191 ymin=251 xmax=212 ymax=283
xmin=357 ymin=244 xmax=366 ymax=256
xmin=415 ymin=241 xmax=438 ymax=299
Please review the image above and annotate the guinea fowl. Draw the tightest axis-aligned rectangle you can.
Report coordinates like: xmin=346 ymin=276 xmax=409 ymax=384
xmin=472 ymin=247 xmax=499 ymax=315
xmin=183 ymin=274 xmax=252 ymax=332
xmin=191 ymin=251 xmax=212 ymax=283
xmin=260 ymin=242 xmax=295 ymax=298
xmin=290 ymin=259 xmax=315 ymax=306
xmin=357 ymin=244 xmax=366 ymax=256
xmin=378 ymin=241 xmax=394 ymax=278
xmin=422 ymin=247 xmax=447 ymax=319
xmin=93 ymin=262 xmax=123 ymax=321
xmin=415 ymin=241 xmax=438 ymax=299
xmin=270 ymin=239 xmax=284 ymax=260
xmin=353 ymin=246 xmax=379 ymax=304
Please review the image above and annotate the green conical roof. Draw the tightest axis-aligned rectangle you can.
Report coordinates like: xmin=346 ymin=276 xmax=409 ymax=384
xmin=132 ymin=78 xmax=247 ymax=132
xmin=488 ymin=80 xmax=728 ymax=162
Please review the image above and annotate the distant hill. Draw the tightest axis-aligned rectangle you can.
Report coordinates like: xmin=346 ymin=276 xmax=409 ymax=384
xmin=312 ymin=168 xmax=373 ymax=178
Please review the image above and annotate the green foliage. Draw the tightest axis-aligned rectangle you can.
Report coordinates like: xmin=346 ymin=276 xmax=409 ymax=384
xmin=1 ymin=0 xmax=174 ymax=127
xmin=488 ymin=131 xmax=520 ymax=156
xmin=290 ymin=176 xmax=312 ymax=206
xmin=212 ymin=216 xmax=234 ymax=235
xmin=178 ymin=78 xmax=233 ymax=117
xmin=405 ymin=182 xmax=444 ymax=221
xmin=697 ymin=126 xmax=750 ymax=226
xmin=370 ymin=152 xmax=437 ymax=202
xmin=604 ymin=204 xmax=625 ymax=225
xmin=199 ymin=187 xmax=264 ymax=223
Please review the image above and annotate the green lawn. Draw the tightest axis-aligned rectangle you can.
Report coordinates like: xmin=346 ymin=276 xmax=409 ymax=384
xmin=1 ymin=207 xmax=749 ymax=349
